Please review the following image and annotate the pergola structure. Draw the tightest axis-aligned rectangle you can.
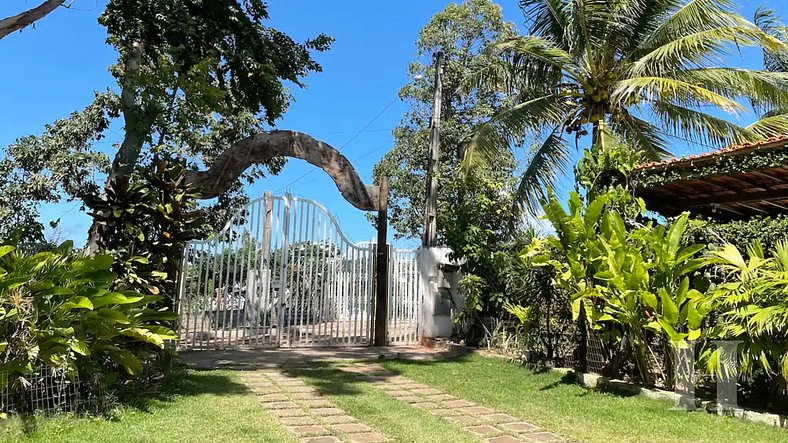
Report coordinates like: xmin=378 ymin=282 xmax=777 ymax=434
xmin=633 ymin=135 xmax=788 ymax=220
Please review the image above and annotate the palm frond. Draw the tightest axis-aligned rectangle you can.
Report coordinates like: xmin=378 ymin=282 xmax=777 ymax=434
xmin=671 ymin=68 xmax=788 ymax=113
xmin=516 ymin=126 xmax=570 ymax=215
xmin=489 ymin=36 xmax=577 ymax=75
xmin=651 ymin=101 xmax=753 ymax=147
xmin=754 ymin=6 xmax=788 ymax=73
xmin=746 ymin=114 xmax=788 ymax=139
xmin=520 ymin=0 xmax=571 ymax=47
xmin=632 ymin=25 xmax=786 ymax=76
xmin=614 ymin=76 xmax=745 ymax=114
xmin=634 ymin=0 xmax=739 ymax=57
xmin=461 ymin=93 xmax=572 ymax=173
xmin=613 ymin=113 xmax=672 ymax=160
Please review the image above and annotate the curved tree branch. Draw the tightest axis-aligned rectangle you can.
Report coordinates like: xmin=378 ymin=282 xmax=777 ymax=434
xmin=185 ymin=130 xmax=381 ymax=211
xmin=0 ymin=0 xmax=64 ymax=40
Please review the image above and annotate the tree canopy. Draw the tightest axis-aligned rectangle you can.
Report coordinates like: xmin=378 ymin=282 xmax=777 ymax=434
xmin=0 ymin=0 xmax=332 ymax=241
xmin=373 ymin=0 xmax=519 ymax=241
xmin=464 ymin=0 xmax=788 ymax=212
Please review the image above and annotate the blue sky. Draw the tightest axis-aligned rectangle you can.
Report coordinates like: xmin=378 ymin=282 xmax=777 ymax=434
xmin=0 ymin=0 xmax=784 ymax=248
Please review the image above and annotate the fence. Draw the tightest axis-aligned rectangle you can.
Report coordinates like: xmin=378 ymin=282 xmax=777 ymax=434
xmin=1 ymin=366 xmax=88 ymax=416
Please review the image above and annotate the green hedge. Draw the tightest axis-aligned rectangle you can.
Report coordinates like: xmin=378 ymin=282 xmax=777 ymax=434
xmin=685 ymin=215 xmax=788 ymax=251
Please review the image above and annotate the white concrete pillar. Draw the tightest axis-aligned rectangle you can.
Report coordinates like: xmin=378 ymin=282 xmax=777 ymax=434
xmin=417 ymin=247 xmax=463 ymax=339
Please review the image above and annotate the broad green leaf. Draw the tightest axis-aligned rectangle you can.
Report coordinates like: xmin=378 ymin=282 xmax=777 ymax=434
xmin=676 ymin=277 xmax=689 ymax=306
xmin=0 ymin=246 xmax=14 ymax=259
xmin=69 ymin=340 xmax=91 ymax=356
xmin=91 ymin=254 xmax=114 ymax=270
xmin=659 ymin=288 xmax=679 ymax=324
xmin=110 ymin=350 xmax=143 ymax=375
xmin=92 ymin=292 xmax=144 ymax=308
xmin=0 ymin=277 xmax=27 ymax=292
xmin=60 ymin=296 xmax=94 ymax=311
xmin=666 ymin=213 xmax=689 ymax=257
xmin=642 ymin=291 xmax=658 ymax=309
xmin=97 ymin=308 xmax=131 ymax=324
xmin=121 ymin=327 xmax=165 ymax=348
xmin=657 ymin=317 xmax=680 ymax=341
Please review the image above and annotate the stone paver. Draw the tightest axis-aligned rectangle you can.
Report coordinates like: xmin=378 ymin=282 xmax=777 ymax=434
xmin=346 ymin=433 xmax=389 ymax=443
xmin=467 ymin=425 xmax=502 ymax=437
xmin=320 ymin=415 xmax=358 ymax=424
xmin=331 ymin=423 xmax=374 ymax=433
xmin=239 ymin=370 xmax=392 ymax=443
xmin=500 ymin=422 xmax=540 ymax=433
xmin=281 ymin=416 xmax=319 ymax=426
xmin=292 ymin=425 xmax=330 ymax=436
xmin=301 ymin=437 xmax=341 ymax=443
xmin=487 ymin=436 xmax=523 ymax=443
xmin=340 ymin=362 xmax=566 ymax=443
xmin=523 ymin=432 xmax=564 ymax=442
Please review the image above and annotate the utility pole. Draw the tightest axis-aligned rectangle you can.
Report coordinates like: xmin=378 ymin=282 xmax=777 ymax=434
xmin=422 ymin=51 xmax=444 ymax=248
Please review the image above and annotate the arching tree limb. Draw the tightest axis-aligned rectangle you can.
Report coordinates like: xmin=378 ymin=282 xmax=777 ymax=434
xmin=185 ymin=130 xmax=381 ymax=211
xmin=0 ymin=0 xmax=64 ymax=40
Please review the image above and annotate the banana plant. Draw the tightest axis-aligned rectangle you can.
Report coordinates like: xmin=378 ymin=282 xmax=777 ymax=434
xmin=527 ymin=188 xmax=711 ymax=382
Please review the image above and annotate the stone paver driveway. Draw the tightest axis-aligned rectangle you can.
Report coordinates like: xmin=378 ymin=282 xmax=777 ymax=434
xmin=237 ymin=354 xmax=567 ymax=442
xmin=340 ymin=363 xmax=565 ymax=443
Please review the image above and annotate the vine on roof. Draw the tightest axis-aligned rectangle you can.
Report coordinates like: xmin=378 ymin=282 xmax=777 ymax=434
xmin=632 ymin=148 xmax=788 ymax=188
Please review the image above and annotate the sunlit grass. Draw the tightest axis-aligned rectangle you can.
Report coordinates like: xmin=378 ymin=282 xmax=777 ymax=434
xmin=0 ymin=370 xmax=294 ymax=443
xmin=382 ymin=354 xmax=788 ymax=443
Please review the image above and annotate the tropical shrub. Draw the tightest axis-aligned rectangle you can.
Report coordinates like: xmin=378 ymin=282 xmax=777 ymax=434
xmin=704 ymin=242 xmax=788 ymax=387
xmin=442 ymin=178 xmax=527 ymax=333
xmin=0 ymin=240 xmax=177 ymax=394
xmin=86 ymin=156 xmax=206 ymax=308
xmin=527 ymin=189 xmax=713 ymax=384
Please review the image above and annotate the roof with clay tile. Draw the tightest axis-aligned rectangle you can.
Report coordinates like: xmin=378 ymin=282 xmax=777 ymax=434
xmin=634 ymin=134 xmax=788 ymax=172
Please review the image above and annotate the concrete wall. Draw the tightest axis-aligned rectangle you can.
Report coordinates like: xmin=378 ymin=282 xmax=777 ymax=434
xmin=417 ymin=247 xmax=463 ymax=339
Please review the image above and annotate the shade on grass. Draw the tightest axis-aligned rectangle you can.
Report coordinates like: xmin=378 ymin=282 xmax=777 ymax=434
xmin=0 ymin=370 xmax=294 ymax=443
xmin=289 ymin=365 xmax=477 ymax=443
xmin=382 ymin=354 xmax=788 ymax=443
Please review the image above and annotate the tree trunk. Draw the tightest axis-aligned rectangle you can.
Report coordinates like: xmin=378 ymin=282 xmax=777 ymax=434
xmin=185 ymin=130 xmax=380 ymax=211
xmin=0 ymin=0 xmax=64 ymax=40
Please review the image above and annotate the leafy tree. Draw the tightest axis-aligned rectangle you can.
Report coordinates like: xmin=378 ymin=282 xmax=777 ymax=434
xmin=372 ymin=0 xmax=518 ymax=240
xmin=1 ymin=0 xmax=332 ymax=243
xmin=464 ymin=0 xmax=788 ymax=212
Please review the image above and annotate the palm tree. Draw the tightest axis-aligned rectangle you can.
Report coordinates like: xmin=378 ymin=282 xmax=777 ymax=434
xmin=464 ymin=0 xmax=788 ymax=212
xmin=754 ymin=7 xmax=788 ymax=124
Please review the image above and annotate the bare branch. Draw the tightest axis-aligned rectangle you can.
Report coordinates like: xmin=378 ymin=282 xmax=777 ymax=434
xmin=0 ymin=0 xmax=65 ymax=40
xmin=185 ymin=130 xmax=381 ymax=211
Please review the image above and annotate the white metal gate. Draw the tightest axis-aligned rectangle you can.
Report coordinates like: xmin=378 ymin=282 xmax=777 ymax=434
xmin=176 ymin=192 xmax=421 ymax=350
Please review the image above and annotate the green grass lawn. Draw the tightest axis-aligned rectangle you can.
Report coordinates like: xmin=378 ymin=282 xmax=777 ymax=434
xmin=382 ymin=353 xmax=788 ymax=443
xmin=288 ymin=365 xmax=476 ymax=443
xmin=0 ymin=370 xmax=294 ymax=443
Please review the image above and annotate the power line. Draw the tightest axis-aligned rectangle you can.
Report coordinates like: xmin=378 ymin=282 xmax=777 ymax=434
xmin=275 ymin=98 xmax=398 ymax=193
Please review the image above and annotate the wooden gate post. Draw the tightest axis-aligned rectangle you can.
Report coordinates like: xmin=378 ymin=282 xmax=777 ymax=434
xmin=374 ymin=177 xmax=390 ymax=347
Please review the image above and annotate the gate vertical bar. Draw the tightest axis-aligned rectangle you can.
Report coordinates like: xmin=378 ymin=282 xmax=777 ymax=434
xmin=258 ymin=193 xmax=273 ymax=347
xmin=277 ymin=194 xmax=291 ymax=348
xmin=374 ymin=177 xmax=390 ymax=347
